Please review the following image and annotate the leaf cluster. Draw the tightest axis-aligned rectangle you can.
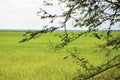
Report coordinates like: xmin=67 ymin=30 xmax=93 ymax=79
xmin=66 ymin=49 xmax=120 ymax=80
xmin=19 ymin=1 xmax=120 ymax=79
xmin=20 ymin=0 xmax=120 ymax=50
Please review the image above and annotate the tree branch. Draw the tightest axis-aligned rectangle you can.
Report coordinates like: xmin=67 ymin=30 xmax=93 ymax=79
xmin=105 ymin=0 xmax=120 ymax=7
xmin=85 ymin=63 xmax=120 ymax=80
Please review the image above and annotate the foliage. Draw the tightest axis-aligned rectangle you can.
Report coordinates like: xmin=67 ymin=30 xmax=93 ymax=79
xmin=20 ymin=0 xmax=120 ymax=49
xmin=19 ymin=0 xmax=120 ymax=80
xmin=67 ymin=49 xmax=120 ymax=80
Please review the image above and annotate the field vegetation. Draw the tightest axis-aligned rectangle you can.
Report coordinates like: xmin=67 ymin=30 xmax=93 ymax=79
xmin=0 ymin=31 xmax=119 ymax=80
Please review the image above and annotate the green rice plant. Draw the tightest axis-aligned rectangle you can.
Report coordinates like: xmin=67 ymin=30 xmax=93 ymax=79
xmin=0 ymin=31 xmax=120 ymax=80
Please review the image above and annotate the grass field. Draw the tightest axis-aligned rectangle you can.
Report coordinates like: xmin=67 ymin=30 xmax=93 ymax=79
xmin=0 ymin=31 xmax=119 ymax=80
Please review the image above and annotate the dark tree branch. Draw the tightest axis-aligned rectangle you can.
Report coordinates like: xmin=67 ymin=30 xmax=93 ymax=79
xmin=105 ymin=0 xmax=120 ymax=7
xmin=85 ymin=63 xmax=120 ymax=80
xmin=106 ymin=7 xmax=118 ymax=45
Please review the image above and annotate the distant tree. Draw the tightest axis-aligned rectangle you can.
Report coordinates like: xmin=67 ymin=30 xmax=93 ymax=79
xmin=20 ymin=0 xmax=120 ymax=80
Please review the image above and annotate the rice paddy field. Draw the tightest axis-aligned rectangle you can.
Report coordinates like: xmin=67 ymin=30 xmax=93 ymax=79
xmin=0 ymin=31 xmax=120 ymax=80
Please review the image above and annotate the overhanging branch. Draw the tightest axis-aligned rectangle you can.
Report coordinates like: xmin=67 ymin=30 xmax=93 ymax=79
xmin=105 ymin=0 xmax=120 ymax=7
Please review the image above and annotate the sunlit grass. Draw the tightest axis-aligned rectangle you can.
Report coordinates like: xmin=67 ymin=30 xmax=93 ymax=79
xmin=0 ymin=31 xmax=119 ymax=80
